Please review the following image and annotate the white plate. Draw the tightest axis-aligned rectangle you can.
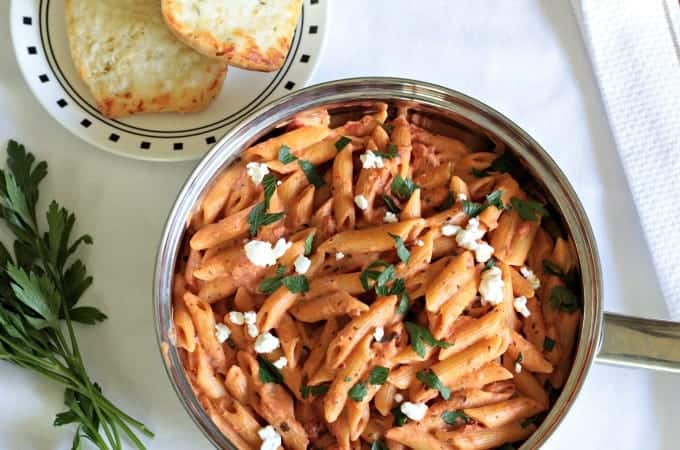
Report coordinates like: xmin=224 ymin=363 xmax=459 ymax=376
xmin=9 ymin=0 xmax=327 ymax=162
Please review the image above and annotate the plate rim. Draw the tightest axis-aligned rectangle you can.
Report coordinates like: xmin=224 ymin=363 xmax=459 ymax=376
xmin=9 ymin=0 xmax=328 ymax=163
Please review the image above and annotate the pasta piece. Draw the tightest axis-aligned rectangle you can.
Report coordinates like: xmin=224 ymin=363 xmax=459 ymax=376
xmin=286 ymin=184 xmax=316 ymax=229
xmin=326 ymin=295 xmax=398 ymax=369
xmin=438 ymin=307 xmax=504 ymax=359
xmin=200 ymin=161 xmax=247 ymax=224
xmin=502 ymin=355 xmax=549 ymax=408
xmin=290 ymin=290 xmax=369 ymax=322
xmin=198 ymin=277 xmax=236 ymax=304
xmin=302 ymin=318 xmax=339 ymax=380
xmin=198 ymin=395 xmax=255 ymax=450
xmin=400 ymin=187 xmax=422 ymax=220
xmin=242 ymin=125 xmax=329 ymax=162
xmin=425 ymin=251 xmax=475 ymax=313
xmin=318 ymin=219 xmax=426 ymax=255
xmin=332 ymin=141 xmax=356 ymax=231
xmin=435 ymin=422 xmax=536 ymax=450
xmin=506 ymin=329 xmax=554 ymax=374
xmin=195 ymin=345 xmax=226 ymax=399
xmin=386 ymin=424 xmax=454 ymax=450
xmin=324 ymin=333 xmax=374 ymax=422
xmin=190 ymin=205 xmax=253 ymax=250
xmin=184 ymin=292 xmax=226 ymax=369
xmin=463 ymin=396 xmax=546 ymax=428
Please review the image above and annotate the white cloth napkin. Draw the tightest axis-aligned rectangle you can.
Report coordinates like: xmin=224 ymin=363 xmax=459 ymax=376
xmin=571 ymin=0 xmax=680 ymax=320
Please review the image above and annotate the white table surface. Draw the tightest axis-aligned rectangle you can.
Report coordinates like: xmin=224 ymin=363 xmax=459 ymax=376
xmin=1 ymin=1 xmax=678 ymax=449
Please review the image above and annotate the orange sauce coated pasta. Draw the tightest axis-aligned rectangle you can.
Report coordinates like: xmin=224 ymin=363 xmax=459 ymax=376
xmin=173 ymin=104 xmax=582 ymax=449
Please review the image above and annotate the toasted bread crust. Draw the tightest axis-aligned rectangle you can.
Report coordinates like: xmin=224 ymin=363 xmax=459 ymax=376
xmin=161 ymin=0 xmax=302 ymax=72
xmin=65 ymin=0 xmax=228 ymax=118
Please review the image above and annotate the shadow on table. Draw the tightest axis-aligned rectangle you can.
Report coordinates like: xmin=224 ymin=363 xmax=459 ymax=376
xmin=537 ymin=2 xmax=680 ymax=449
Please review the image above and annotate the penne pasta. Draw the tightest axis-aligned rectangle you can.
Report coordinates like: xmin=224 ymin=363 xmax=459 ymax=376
xmin=173 ymin=104 xmax=583 ymax=449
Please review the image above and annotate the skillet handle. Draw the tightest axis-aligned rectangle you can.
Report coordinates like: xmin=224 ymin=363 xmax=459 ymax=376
xmin=596 ymin=312 xmax=680 ymax=373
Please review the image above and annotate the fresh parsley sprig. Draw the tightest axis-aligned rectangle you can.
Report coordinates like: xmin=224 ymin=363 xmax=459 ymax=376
xmin=247 ymin=174 xmax=285 ymax=236
xmin=0 ymin=141 xmax=153 ymax=450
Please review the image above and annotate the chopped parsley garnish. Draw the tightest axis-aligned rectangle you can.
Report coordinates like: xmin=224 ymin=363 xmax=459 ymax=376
xmin=404 ymin=322 xmax=451 ymax=358
xmin=298 ymin=159 xmax=324 ymax=188
xmin=300 ymin=383 xmax=329 ymax=399
xmin=462 ymin=189 xmax=504 ymax=217
xmin=348 ymin=382 xmax=368 ymax=401
xmin=543 ymin=337 xmax=556 ymax=352
xmin=304 ymin=231 xmax=316 ymax=256
xmin=258 ymin=355 xmax=283 ymax=384
xmin=277 ymin=145 xmax=297 ymax=164
xmin=391 ymin=406 xmax=408 ymax=426
xmin=549 ymin=285 xmax=580 ymax=312
xmin=368 ymin=366 xmax=389 ymax=385
xmin=247 ymin=173 xmax=284 ymax=236
xmin=441 ymin=410 xmax=469 ymax=426
xmin=510 ymin=198 xmax=549 ymax=221
xmin=382 ymin=123 xmax=394 ymax=135
xmin=389 ymin=233 xmax=410 ymax=264
xmin=259 ymin=267 xmax=309 ymax=294
xmin=371 ymin=441 xmax=389 ymax=450
xmin=373 ymin=143 xmax=399 ymax=159
xmin=396 ymin=289 xmax=411 ymax=314
xmin=335 ymin=136 xmax=352 ymax=151
xmin=515 ymin=352 xmax=523 ymax=364
xmin=360 ymin=260 xmax=392 ymax=291
xmin=391 ymin=175 xmax=418 ymax=200
xmin=382 ymin=194 xmax=400 ymax=213
xmin=416 ymin=369 xmax=451 ymax=400
xmin=281 ymin=275 xmax=309 ymax=293
xmin=259 ymin=265 xmax=287 ymax=294
xmin=484 ymin=258 xmax=497 ymax=271
xmin=471 ymin=151 xmax=520 ymax=177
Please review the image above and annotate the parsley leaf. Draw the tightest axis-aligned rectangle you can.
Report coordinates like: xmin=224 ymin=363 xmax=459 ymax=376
xmin=462 ymin=200 xmax=484 ymax=217
xmin=404 ymin=322 xmax=451 ymax=358
xmin=298 ymin=160 xmax=325 ymax=188
xmin=542 ymin=259 xmax=565 ymax=278
xmin=435 ymin=191 xmax=454 ymax=212
xmin=382 ymin=194 xmax=400 ymax=214
xmin=486 ymin=189 xmax=504 ymax=210
xmin=259 ymin=265 xmax=287 ymax=294
xmin=463 ymin=189 xmax=504 ymax=217
xmin=391 ymin=406 xmax=408 ymax=426
xmin=382 ymin=123 xmax=394 ymax=135
xmin=396 ymin=290 xmax=411 ymax=314
xmin=416 ymin=369 xmax=451 ymax=400
xmin=510 ymin=198 xmax=549 ymax=221
xmin=368 ymin=366 xmax=389 ymax=385
xmin=304 ymin=231 xmax=316 ymax=256
xmin=549 ymin=286 xmax=580 ymax=312
xmin=373 ymin=143 xmax=399 ymax=159
xmin=543 ymin=337 xmax=556 ymax=352
xmin=469 ymin=152 xmax=519 ymax=178
xmin=484 ymin=258 xmax=496 ymax=271
xmin=441 ymin=410 xmax=469 ymax=426
xmin=300 ymin=383 xmax=329 ymax=399
xmin=335 ymin=136 xmax=352 ymax=151
xmin=247 ymin=174 xmax=285 ymax=236
xmin=282 ymin=275 xmax=309 ymax=293
xmin=389 ymin=233 xmax=410 ymax=264
xmin=277 ymin=145 xmax=297 ymax=164
xmin=391 ymin=175 xmax=418 ymax=200
xmin=515 ymin=352 xmax=523 ymax=364
xmin=371 ymin=441 xmax=389 ymax=450
xmin=247 ymin=203 xmax=285 ymax=236
xmin=262 ymin=174 xmax=278 ymax=208
xmin=348 ymin=382 xmax=368 ymax=401
xmin=359 ymin=260 xmax=390 ymax=290
xmin=258 ymin=355 xmax=283 ymax=384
